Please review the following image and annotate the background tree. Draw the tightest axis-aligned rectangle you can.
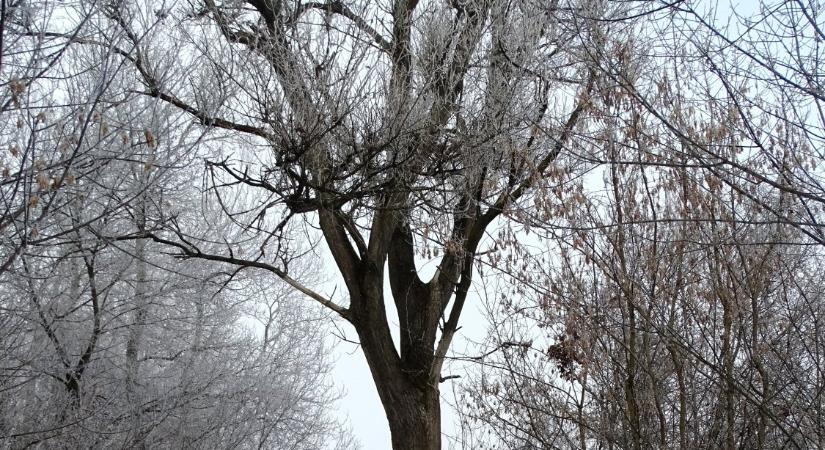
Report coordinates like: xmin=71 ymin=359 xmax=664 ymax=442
xmin=0 ymin=2 xmax=356 ymax=447
xmin=458 ymin=161 xmax=822 ymax=449
xmin=456 ymin=0 xmax=825 ymax=448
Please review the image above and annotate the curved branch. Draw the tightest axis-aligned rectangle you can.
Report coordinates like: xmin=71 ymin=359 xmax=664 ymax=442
xmin=141 ymin=232 xmax=351 ymax=321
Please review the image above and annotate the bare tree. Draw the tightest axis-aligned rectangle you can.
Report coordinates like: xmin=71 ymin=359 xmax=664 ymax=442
xmin=0 ymin=3 xmax=357 ymax=447
xmin=455 ymin=1 xmax=825 ymax=448
xmin=93 ymin=0 xmax=625 ymax=447
xmin=459 ymin=160 xmax=823 ymax=449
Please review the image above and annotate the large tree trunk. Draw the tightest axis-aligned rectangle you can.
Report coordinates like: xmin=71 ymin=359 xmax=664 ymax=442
xmin=359 ymin=327 xmax=442 ymax=450
xmin=352 ymin=297 xmax=443 ymax=449
xmin=351 ymin=260 xmax=443 ymax=450
xmin=315 ymin=196 xmax=448 ymax=449
xmin=383 ymin=378 xmax=441 ymax=450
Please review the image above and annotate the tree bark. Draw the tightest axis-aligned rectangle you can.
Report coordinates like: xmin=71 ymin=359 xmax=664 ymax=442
xmin=344 ymin=220 xmax=444 ymax=450
xmin=381 ymin=375 xmax=441 ymax=450
xmin=349 ymin=268 xmax=443 ymax=450
xmin=356 ymin=309 xmax=442 ymax=450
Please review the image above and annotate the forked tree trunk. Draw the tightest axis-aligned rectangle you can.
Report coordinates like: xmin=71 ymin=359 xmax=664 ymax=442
xmin=354 ymin=313 xmax=443 ymax=450
xmin=351 ymin=278 xmax=443 ymax=450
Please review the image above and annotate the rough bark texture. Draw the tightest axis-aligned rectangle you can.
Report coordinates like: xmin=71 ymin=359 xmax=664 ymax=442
xmin=342 ymin=218 xmax=445 ymax=449
xmin=360 ymin=323 xmax=442 ymax=450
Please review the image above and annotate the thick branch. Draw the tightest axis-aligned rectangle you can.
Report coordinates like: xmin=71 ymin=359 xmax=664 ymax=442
xmin=388 ymin=222 xmax=427 ymax=301
xmin=429 ymin=81 xmax=592 ymax=380
xmin=144 ymin=232 xmax=351 ymax=321
xmin=388 ymin=222 xmax=432 ymax=372
xmin=146 ymin=90 xmax=275 ymax=140
xmin=318 ymin=208 xmax=363 ymax=298
xmin=65 ymin=252 xmax=102 ymax=398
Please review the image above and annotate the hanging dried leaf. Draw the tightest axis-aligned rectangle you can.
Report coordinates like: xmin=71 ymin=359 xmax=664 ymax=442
xmin=144 ymin=129 xmax=156 ymax=148
xmin=36 ymin=172 xmax=50 ymax=190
